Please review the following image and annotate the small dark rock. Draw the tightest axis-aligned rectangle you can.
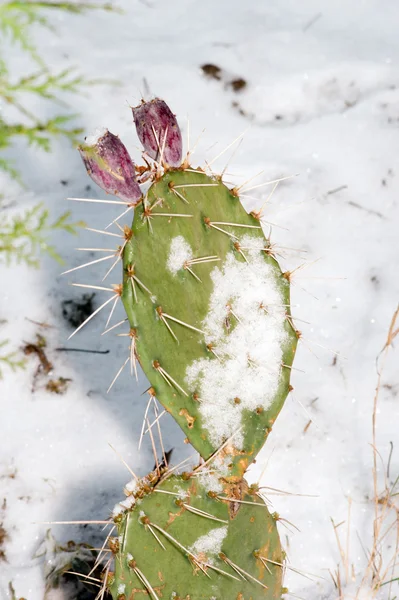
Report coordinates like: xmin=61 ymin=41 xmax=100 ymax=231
xmin=201 ymin=63 xmax=222 ymax=80
xmin=229 ymin=78 xmax=247 ymax=92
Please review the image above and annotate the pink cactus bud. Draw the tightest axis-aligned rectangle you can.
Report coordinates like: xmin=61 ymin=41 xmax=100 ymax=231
xmin=132 ymin=98 xmax=182 ymax=167
xmin=78 ymin=130 xmax=142 ymax=203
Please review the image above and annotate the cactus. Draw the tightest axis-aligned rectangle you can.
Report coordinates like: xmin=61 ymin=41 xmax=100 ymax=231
xmin=71 ymin=98 xmax=298 ymax=599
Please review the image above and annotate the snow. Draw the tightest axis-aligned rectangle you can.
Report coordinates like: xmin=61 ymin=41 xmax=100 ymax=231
xmin=34 ymin=530 xmax=94 ymax=586
xmin=185 ymin=236 xmax=287 ymax=447
xmin=326 ymin=584 xmax=377 ymax=600
xmin=1 ymin=1 xmax=399 ymax=599
xmin=189 ymin=526 xmax=228 ymax=563
xmin=166 ymin=235 xmax=193 ymax=275
xmin=118 ymin=495 xmax=136 ymax=511
xmin=84 ymin=128 xmax=107 ymax=147
xmin=112 ymin=503 xmax=125 ymax=518
xmin=195 ymin=455 xmax=231 ymax=494
xmin=124 ymin=478 xmax=138 ymax=495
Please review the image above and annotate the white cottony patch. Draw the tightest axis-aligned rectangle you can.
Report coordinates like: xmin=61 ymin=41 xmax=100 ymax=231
xmin=189 ymin=526 xmax=228 ymax=562
xmin=185 ymin=235 xmax=287 ymax=447
xmin=167 ymin=235 xmax=193 ymax=275
xmin=85 ymin=127 xmax=107 ymax=146
xmin=117 ymin=583 xmax=126 ymax=594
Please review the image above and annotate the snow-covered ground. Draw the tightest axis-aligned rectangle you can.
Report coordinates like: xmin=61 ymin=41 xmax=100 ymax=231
xmin=1 ymin=1 xmax=399 ymax=598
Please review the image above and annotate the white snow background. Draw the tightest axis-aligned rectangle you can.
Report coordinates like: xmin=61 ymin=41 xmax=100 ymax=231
xmin=1 ymin=1 xmax=399 ymax=599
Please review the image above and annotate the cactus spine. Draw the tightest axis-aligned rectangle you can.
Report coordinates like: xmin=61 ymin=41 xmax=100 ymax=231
xmin=73 ymin=98 xmax=298 ymax=599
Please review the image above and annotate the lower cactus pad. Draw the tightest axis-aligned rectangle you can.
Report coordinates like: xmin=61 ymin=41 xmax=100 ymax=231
xmin=109 ymin=472 xmax=283 ymax=599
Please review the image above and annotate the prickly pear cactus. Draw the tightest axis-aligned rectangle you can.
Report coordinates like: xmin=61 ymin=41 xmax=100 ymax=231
xmin=72 ymin=98 xmax=298 ymax=599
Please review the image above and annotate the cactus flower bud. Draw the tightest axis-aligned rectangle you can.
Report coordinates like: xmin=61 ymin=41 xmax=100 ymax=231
xmin=132 ymin=98 xmax=182 ymax=167
xmin=78 ymin=130 xmax=142 ymax=203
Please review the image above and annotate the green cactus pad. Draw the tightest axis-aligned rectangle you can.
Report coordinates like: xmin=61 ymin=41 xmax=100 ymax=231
xmin=109 ymin=473 xmax=283 ymax=599
xmin=122 ymin=169 xmax=297 ymax=479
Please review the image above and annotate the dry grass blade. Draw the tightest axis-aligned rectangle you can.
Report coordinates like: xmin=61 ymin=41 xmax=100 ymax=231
xmin=331 ymin=305 xmax=399 ymax=598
